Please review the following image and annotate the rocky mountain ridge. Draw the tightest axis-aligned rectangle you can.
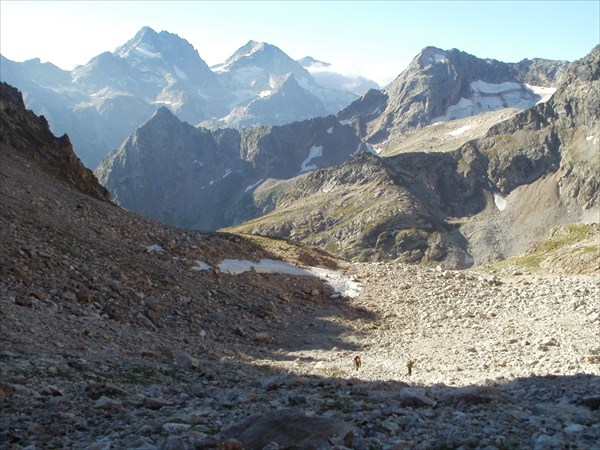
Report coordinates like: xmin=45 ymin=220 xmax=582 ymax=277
xmin=1 ymin=81 xmax=599 ymax=449
xmin=96 ymin=107 xmax=366 ymax=230
xmin=0 ymin=27 xmax=364 ymax=168
xmin=226 ymin=45 xmax=599 ymax=267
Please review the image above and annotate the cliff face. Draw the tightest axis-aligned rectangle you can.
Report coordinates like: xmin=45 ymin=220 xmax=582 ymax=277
xmin=96 ymin=109 xmax=363 ymax=230
xmin=0 ymin=82 xmax=110 ymax=202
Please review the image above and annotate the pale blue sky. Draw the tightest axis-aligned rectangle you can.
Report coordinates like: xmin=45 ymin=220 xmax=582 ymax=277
xmin=1 ymin=1 xmax=598 ymax=86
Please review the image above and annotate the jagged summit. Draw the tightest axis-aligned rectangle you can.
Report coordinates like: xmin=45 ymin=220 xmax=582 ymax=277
xmin=151 ymin=105 xmax=179 ymax=121
xmin=213 ymin=40 xmax=309 ymax=79
xmin=221 ymin=40 xmax=269 ymax=66
xmin=339 ymin=45 xmax=570 ymax=144
xmin=115 ymin=26 xmax=197 ymax=60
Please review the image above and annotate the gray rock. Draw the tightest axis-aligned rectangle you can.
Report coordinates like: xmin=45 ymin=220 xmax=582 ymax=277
xmin=94 ymin=396 xmax=124 ymax=410
xmin=174 ymin=352 xmax=199 ymax=370
xmin=220 ymin=408 xmax=353 ymax=449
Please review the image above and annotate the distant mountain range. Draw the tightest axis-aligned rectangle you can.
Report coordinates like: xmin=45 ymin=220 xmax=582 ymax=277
xmin=0 ymin=26 xmax=374 ymax=168
xmin=95 ymin=43 xmax=599 ymax=268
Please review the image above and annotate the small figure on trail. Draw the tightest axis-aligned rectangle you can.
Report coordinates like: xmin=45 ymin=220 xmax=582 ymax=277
xmin=406 ymin=358 xmax=415 ymax=376
xmin=354 ymin=355 xmax=362 ymax=371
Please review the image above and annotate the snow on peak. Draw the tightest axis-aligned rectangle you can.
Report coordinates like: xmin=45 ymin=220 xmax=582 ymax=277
xmin=417 ymin=46 xmax=448 ymax=66
xmin=134 ymin=45 xmax=161 ymax=58
xmin=242 ymin=40 xmax=265 ymax=54
xmin=227 ymin=40 xmax=267 ymax=63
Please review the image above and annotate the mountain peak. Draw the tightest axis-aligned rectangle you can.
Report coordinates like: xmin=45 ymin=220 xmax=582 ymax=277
xmin=135 ymin=26 xmax=158 ymax=39
xmin=413 ymin=46 xmax=450 ymax=67
xmin=297 ymin=56 xmax=331 ymax=68
xmin=223 ymin=40 xmax=275 ymax=66
xmin=115 ymin=26 xmax=195 ymax=60
xmin=149 ymin=106 xmax=179 ymax=122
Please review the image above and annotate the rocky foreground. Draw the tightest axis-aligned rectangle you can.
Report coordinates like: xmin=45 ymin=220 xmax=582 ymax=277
xmin=1 ymin=253 xmax=599 ymax=449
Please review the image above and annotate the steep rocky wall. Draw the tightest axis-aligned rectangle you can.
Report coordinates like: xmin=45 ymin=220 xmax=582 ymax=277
xmin=0 ymin=82 xmax=110 ymax=202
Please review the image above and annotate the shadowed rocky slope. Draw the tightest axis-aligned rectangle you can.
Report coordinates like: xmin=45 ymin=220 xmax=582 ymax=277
xmin=96 ymin=109 xmax=364 ymax=230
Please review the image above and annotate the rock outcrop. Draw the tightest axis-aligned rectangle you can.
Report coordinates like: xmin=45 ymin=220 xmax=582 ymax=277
xmin=0 ymin=82 xmax=110 ymax=202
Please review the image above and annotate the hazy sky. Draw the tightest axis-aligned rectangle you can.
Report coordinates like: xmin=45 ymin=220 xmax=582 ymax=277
xmin=1 ymin=1 xmax=598 ymax=86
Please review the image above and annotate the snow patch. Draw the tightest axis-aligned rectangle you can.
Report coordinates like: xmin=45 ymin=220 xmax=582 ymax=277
xmin=339 ymin=119 xmax=353 ymax=126
xmin=471 ymin=80 xmax=521 ymax=94
xmin=365 ymin=143 xmax=378 ymax=155
xmin=300 ymin=145 xmax=323 ymax=173
xmin=191 ymin=261 xmax=211 ymax=271
xmin=217 ymin=259 xmax=362 ymax=298
xmin=259 ymin=90 xmax=272 ymax=98
xmin=525 ymin=85 xmax=556 ymax=104
xmin=308 ymin=267 xmax=362 ymax=299
xmin=173 ymin=65 xmax=188 ymax=80
xmin=586 ymin=135 xmax=594 ymax=141
xmin=430 ymin=53 xmax=448 ymax=64
xmin=352 ymin=142 xmax=377 ymax=156
xmin=135 ymin=46 xmax=161 ymax=59
xmin=245 ymin=179 xmax=264 ymax=193
xmin=218 ymin=259 xmax=312 ymax=276
xmin=433 ymin=80 xmax=538 ymax=123
xmin=327 ymin=127 xmax=334 ymax=134
xmin=494 ymin=193 xmax=507 ymax=212
xmin=144 ymin=244 xmax=164 ymax=253
xmin=446 ymin=125 xmax=471 ymax=136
